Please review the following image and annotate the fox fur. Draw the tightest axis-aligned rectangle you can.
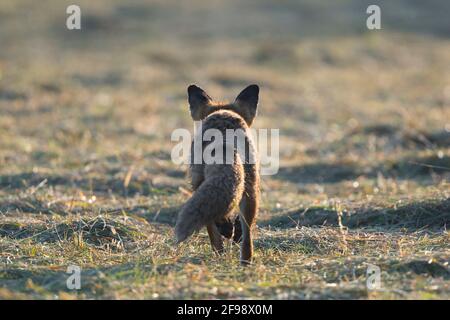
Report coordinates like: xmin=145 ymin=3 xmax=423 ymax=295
xmin=175 ymin=84 xmax=260 ymax=264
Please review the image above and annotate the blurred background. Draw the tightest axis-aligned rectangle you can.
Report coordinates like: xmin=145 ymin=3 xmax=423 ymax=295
xmin=1 ymin=0 xmax=448 ymax=203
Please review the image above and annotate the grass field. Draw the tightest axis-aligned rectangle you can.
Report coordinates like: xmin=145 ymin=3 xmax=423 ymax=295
xmin=0 ymin=0 xmax=449 ymax=299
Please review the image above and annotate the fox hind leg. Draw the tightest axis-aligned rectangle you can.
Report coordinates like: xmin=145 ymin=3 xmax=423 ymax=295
xmin=215 ymin=218 xmax=234 ymax=239
xmin=215 ymin=214 xmax=243 ymax=244
xmin=239 ymin=195 xmax=258 ymax=265
xmin=232 ymin=216 xmax=242 ymax=243
xmin=206 ymin=223 xmax=224 ymax=254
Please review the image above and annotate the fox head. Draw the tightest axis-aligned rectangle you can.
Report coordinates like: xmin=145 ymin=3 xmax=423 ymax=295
xmin=187 ymin=84 xmax=259 ymax=126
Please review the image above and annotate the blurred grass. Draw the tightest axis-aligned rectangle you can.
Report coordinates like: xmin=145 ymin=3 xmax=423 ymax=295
xmin=0 ymin=0 xmax=449 ymax=299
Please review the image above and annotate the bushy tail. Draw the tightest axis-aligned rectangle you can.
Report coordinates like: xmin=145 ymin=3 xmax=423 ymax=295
xmin=175 ymin=152 xmax=245 ymax=243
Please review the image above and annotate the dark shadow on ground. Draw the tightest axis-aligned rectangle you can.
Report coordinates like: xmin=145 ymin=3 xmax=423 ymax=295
xmin=0 ymin=216 xmax=148 ymax=248
xmin=386 ymin=155 xmax=450 ymax=179
xmin=0 ymin=266 xmax=113 ymax=299
xmin=275 ymin=162 xmax=364 ymax=184
xmin=391 ymin=260 xmax=450 ymax=279
xmin=105 ymin=204 xmax=180 ymax=227
xmin=0 ymin=252 xmax=220 ymax=299
xmin=0 ymin=172 xmax=180 ymax=197
xmin=277 ymin=125 xmax=449 ymax=184
xmin=2 ymin=255 xmax=447 ymax=299
xmin=254 ymin=235 xmax=320 ymax=255
xmin=274 ymin=153 xmax=449 ymax=185
xmin=260 ymin=198 xmax=450 ymax=231
xmin=344 ymin=125 xmax=450 ymax=150
xmin=142 ymin=205 xmax=179 ymax=226
xmin=0 ymin=89 xmax=28 ymax=101
xmin=0 ymin=198 xmax=68 ymax=216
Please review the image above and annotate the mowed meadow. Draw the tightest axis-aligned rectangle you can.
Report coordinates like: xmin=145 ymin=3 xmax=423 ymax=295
xmin=0 ymin=0 xmax=449 ymax=299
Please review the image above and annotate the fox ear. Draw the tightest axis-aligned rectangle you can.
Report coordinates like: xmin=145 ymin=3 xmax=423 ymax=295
xmin=187 ymin=85 xmax=212 ymax=120
xmin=234 ymin=84 xmax=259 ymax=126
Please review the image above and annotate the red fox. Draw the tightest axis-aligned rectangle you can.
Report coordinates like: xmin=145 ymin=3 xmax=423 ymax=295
xmin=175 ymin=84 xmax=260 ymax=264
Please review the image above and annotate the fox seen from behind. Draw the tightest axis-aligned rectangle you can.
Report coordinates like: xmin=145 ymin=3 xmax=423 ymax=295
xmin=175 ymin=84 xmax=260 ymax=264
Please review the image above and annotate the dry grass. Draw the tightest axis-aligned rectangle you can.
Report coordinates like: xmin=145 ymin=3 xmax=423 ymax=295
xmin=0 ymin=0 xmax=449 ymax=299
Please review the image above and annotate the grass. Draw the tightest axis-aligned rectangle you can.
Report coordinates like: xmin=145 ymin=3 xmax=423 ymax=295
xmin=0 ymin=0 xmax=449 ymax=299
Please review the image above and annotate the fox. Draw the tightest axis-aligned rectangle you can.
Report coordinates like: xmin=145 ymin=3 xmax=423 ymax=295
xmin=175 ymin=84 xmax=260 ymax=265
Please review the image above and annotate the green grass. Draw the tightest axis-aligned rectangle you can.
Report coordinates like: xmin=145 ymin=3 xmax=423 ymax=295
xmin=0 ymin=0 xmax=449 ymax=299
